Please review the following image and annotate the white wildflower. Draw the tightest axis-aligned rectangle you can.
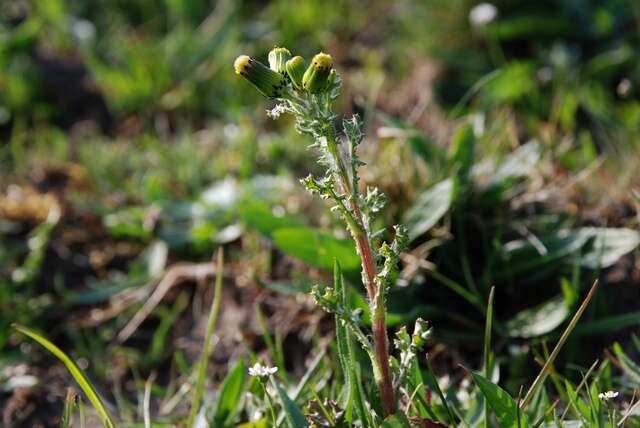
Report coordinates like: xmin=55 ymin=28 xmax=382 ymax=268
xmin=617 ymin=78 xmax=632 ymax=97
xmin=469 ymin=3 xmax=498 ymax=27
xmin=537 ymin=67 xmax=554 ymax=84
xmin=248 ymin=363 xmax=278 ymax=378
xmin=438 ymin=375 xmax=451 ymax=391
xmin=598 ymin=390 xmax=619 ymax=401
xmin=71 ymin=19 xmax=96 ymax=42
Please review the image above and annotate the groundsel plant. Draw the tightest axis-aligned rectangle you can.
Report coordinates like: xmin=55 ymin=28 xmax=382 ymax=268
xmin=235 ymin=47 xmax=428 ymax=421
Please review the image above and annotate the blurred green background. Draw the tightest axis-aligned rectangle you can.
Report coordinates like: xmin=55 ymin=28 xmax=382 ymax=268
xmin=1 ymin=0 xmax=639 ymax=425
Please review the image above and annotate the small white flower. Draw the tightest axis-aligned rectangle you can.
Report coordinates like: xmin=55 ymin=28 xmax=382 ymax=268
xmin=537 ymin=67 xmax=554 ymax=84
xmin=248 ymin=363 xmax=278 ymax=378
xmin=617 ymin=78 xmax=632 ymax=97
xmin=469 ymin=3 xmax=498 ymax=27
xmin=71 ymin=19 xmax=96 ymax=42
xmin=438 ymin=375 xmax=451 ymax=391
xmin=598 ymin=390 xmax=619 ymax=401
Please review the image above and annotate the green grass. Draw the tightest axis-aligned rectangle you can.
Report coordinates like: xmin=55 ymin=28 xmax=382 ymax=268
xmin=1 ymin=0 xmax=640 ymax=427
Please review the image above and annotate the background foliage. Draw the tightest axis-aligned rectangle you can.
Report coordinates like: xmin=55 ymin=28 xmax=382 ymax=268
xmin=1 ymin=0 xmax=639 ymax=426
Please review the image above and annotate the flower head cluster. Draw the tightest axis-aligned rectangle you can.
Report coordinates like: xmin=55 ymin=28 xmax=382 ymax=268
xmin=234 ymin=47 xmax=336 ymax=98
xmin=234 ymin=45 xmax=407 ymax=417
xmin=248 ymin=363 xmax=278 ymax=378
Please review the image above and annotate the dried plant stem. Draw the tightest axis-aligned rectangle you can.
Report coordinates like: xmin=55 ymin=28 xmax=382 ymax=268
xmin=521 ymin=280 xmax=598 ymax=409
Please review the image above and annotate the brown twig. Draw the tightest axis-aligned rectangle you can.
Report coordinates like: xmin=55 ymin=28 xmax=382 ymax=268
xmin=117 ymin=261 xmax=218 ymax=343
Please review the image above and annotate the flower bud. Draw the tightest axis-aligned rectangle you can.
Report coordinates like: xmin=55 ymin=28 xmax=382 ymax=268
xmin=286 ymin=56 xmax=307 ymax=90
xmin=411 ymin=318 xmax=431 ymax=350
xmin=268 ymin=47 xmax=292 ymax=76
xmin=234 ymin=55 xmax=288 ymax=98
xmin=302 ymin=52 xmax=333 ymax=94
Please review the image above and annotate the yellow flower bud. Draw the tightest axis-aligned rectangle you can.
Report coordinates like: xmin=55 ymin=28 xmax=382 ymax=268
xmin=285 ymin=56 xmax=307 ymax=90
xmin=234 ymin=55 xmax=288 ymax=98
xmin=268 ymin=47 xmax=292 ymax=76
xmin=302 ymin=52 xmax=333 ymax=94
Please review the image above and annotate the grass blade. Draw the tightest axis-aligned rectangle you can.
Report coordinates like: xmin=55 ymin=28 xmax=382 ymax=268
xmin=256 ymin=304 xmax=289 ymax=384
xmin=426 ymin=357 xmax=457 ymax=426
xmin=484 ymin=286 xmax=496 ymax=428
xmin=521 ymin=280 xmax=599 ymax=409
xmin=143 ymin=372 xmax=156 ymax=428
xmin=13 ymin=324 xmax=117 ymax=428
xmin=187 ymin=248 xmax=225 ymax=427
xmin=61 ymin=388 xmax=77 ymax=428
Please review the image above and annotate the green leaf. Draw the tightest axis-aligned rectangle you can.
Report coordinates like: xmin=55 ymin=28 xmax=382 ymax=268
xmin=404 ymin=179 xmax=454 ymax=241
xmin=488 ymin=15 xmax=572 ymax=40
xmin=13 ymin=324 xmax=117 ymax=428
xmin=450 ymin=124 xmax=475 ymax=185
xmin=482 ymin=62 xmax=535 ymax=104
xmin=492 ymin=231 xmax=590 ymax=280
xmin=564 ymin=380 xmax=590 ymax=421
xmin=235 ymin=420 xmax=267 ymax=428
xmin=104 ymin=206 xmax=153 ymax=241
xmin=61 ymin=389 xmax=77 ymax=428
xmin=272 ymin=227 xmax=360 ymax=271
xmin=574 ymin=311 xmax=640 ymax=337
xmin=188 ymin=249 xmax=224 ymax=428
xmin=471 ymin=372 xmax=529 ymax=428
xmin=613 ymin=343 xmax=640 ymax=385
xmin=493 ymin=227 xmax=639 ymax=280
xmin=212 ymin=359 xmax=246 ymax=427
xmin=238 ymin=200 xmax=303 ymax=238
xmin=577 ymin=227 xmax=640 ymax=269
xmin=505 ymin=296 xmax=568 ymax=338
xmin=487 ymin=141 xmax=542 ymax=186
xmin=381 ymin=413 xmax=413 ymax=428
xmin=333 ymin=261 xmax=372 ymax=428
xmin=272 ymin=380 xmax=309 ymax=428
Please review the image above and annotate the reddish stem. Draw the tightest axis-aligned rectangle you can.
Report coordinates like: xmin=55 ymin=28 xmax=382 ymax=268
xmin=329 ymin=130 xmax=396 ymax=417
xmin=352 ymin=204 xmax=396 ymax=417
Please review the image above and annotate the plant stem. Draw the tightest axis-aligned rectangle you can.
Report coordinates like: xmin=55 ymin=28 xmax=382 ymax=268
xmin=325 ymin=126 xmax=396 ymax=417
xmin=353 ymin=204 xmax=396 ymax=417
xmin=262 ymin=382 xmax=277 ymax=425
